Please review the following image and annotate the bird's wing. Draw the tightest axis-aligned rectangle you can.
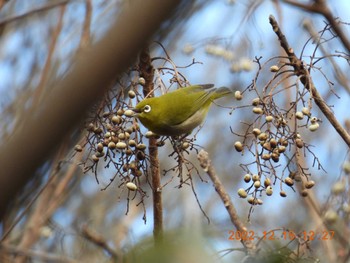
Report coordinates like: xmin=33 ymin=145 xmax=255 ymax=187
xmin=163 ymin=85 xmax=214 ymax=126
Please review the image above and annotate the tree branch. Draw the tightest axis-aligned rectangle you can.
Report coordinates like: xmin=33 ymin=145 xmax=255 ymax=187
xmin=197 ymin=150 xmax=256 ymax=254
xmin=269 ymin=14 xmax=350 ymax=148
xmin=139 ymin=48 xmax=163 ymax=244
xmin=0 ymin=0 xmax=184 ymax=220
xmin=0 ymin=244 xmax=78 ymax=263
xmin=81 ymin=224 xmax=119 ymax=260
xmin=282 ymin=0 xmax=350 ymax=53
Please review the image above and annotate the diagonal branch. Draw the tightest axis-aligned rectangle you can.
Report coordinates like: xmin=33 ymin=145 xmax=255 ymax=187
xmin=0 ymin=0 xmax=185 ymax=220
xmin=197 ymin=150 xmax=256 ymax=254
xmin=282 ymin=0 xmax=350 ymax=53
xmin=269 ymin=14 xmax=350 ymax=148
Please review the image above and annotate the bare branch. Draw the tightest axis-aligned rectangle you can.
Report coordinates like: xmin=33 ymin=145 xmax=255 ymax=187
xmin=0 ymin=0 xmax=185 ymax=219
xmin=282 ymin=0 xmax=350 ymax=53
xmin=0 ymin=244 xmax=78 ymax=263
xmin=81 ymin=224 xmax=119 ymax=260
xmin=0 ymin=0 xmax=71 ymax=27
xmin=197 ymin=150 xmax=256 ymax=254
xmin=269 ymin=14 xmax=350 ymax=148
xmin=139 ymin=48 xmax=163 ymax=243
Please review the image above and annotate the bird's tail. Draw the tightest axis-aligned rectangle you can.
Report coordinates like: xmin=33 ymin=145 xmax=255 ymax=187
xmin=213 ymin=87 xmax=232 ymax=99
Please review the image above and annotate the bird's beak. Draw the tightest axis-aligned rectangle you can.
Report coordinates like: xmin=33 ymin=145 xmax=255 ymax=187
xmin=131 ymin=108 xmax=141 ymax=115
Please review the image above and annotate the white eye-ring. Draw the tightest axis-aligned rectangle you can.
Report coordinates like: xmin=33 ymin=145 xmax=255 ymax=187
xmin=143 ymin=105 xmax=151 ymax=113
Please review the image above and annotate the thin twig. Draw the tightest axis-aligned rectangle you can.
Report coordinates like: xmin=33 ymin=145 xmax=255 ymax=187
xmin=0 ymin=0 xmax=72 ymax=27
xmin=197 ymin=150 xmax=256 ymax=254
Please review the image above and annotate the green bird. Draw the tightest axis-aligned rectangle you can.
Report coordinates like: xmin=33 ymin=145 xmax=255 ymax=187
xmin=132 ymin=84 xmax=232 ymax=136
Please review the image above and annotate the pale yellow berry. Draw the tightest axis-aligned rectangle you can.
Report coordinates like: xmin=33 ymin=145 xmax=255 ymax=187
xmin=254 ymin=180 xmax=261 ymax=188
xmin=111 ymin=115 xmax=121 ymax=124
xmin=270 ymin=65 xmax=279 ymax=72
xmin=279 ymin=138 xmax=288 ymax=147
xmin=264 ymin=178 xmax=271 ymax=187
xmin=92 ymin=154 xmax=99 ymax=162
xmin=343 ymin=161 xmax=350 ymax=174
xmin=271 ymin=152 xmax=280 ymax=163
xmin=126 ymin=182 xmax=138 ymax=191
xmin=124 ymin=109 xmax=135 ymax=117
xmin=136 ymin=143 xmax=147 ymax=150
xmin=238 ymin=188 xmax=247 ymax=198
xmin=96 ymin=150 xmax=105 ymax=157
xmin=234 ymin=91 xmax=243 ymax=100
xmin=266 ymin=186 xmax=273 ymax=196
xmin=108 ymin=141 xmax=116 ymax=149
xmin=262 ymin=153 xmax=271 ymax=160
xmin=301 ymin=107 xmax=310 ymax=116
xmin=280 ymin=191 xmax=287 ymax=197
xmin=118 ymin=133 xmax=126 ymax=140
xmin=87 ymin=123 xmax=94 ymax=132
xmin=252 ymin=98 xmax=261 ymax=106
xmin=244 ymin=174 xmax=251 ymax=183
xmin=324 ymin=210 xmax=338 ymax=224
xmin=145 ymin=131 xmax=156 ymax=138
xmin=183 ymin=43 xmax=194 ymax=54
xmin=295 ymin=111 xmax=304 ymax=120
xmin=257 ymin=132 xmax=268 ymax=141
xmin=304 ymin=180 xmax=315 ymax=189
xmin=331 ymin=181 xmax=346 ymax=195
xmin=116 ymin=142 xmax=127 ymax=149
xmin=277 ymin=145 xmax=286 ymax=153
xmin=270 ymin=138 xmax=277 ymax=148
xmin=138 ymin=77 xmax=146 ymax=86
xmin=310 ymin=116 xmax=318 ymax=123
xmin=182 ymin=142 xmax=190 ymax=150
xmin=265 ymin=115 xmax=274 ymax=122
xmin=117 ymin=109 xmax=124 ymax=116
xmin=240 ymin=58 xmax=253 ymax=71
xmin=308 ymin=123 xmax=319 ymax=132
xmin=284 ymin=177 xmax=294 ymax=186
xmin=247 ymin=197 xmax=258 ymax=205
xmin=40 ymin=226 xmax=53 ymax=238
xmin=128 ymin=90 xmax=136 ymax=99
xmin=253 ymin=107 xmax=263 ymax=114
xmin=74 ymin=145 xmax=83 ymax=152
xmin=252 ymin=174 xmax=260 ymax=181
xmin=234 ymin=141 xmax=243 ymax=152
xmin=295 ymin=138 xmax=304 ymax=148
xmin=252 ymin=128 xmax=261 ymax=136
xmin=128 ymin=139 xmax=137 ymax=147
xmin=342 ymin=204 xmax=350 ymax=214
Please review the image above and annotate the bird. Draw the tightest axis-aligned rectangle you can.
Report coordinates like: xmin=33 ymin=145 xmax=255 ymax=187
xmin=131 ymin=84 xmax=232 ymax=136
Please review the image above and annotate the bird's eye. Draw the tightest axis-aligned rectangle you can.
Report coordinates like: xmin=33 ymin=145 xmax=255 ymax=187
xmin=143 ymin=105 xmax=151 ymax=113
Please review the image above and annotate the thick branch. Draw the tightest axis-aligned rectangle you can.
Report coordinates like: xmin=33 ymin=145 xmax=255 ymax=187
xmin=269 ymin=15 xmax=350 ymax=148
xmin=197 ymin=150 xmax=256 ymax=254
xmin=0 ymin=0 xmax=184 ymax=220
xmin=0 ymin=244 xmax=78 ymax=263
xmin=282 ymin=0 xmax=350 ymax=53
xmin=139 ymin=49 xmax=163 ymax=243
